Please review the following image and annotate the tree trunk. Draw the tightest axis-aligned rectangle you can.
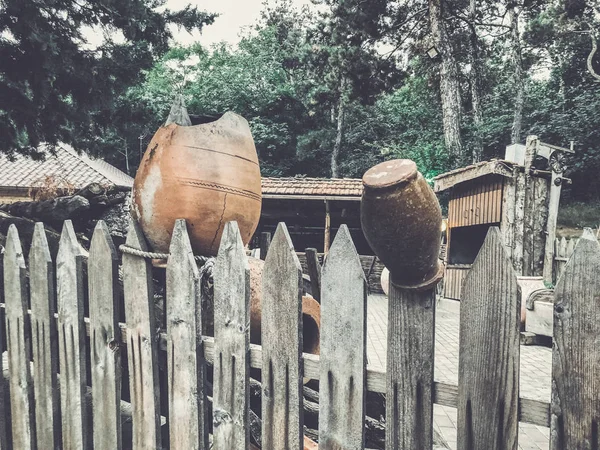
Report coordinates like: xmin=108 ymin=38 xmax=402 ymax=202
xmin=509 ymin=4 xmax=524 ymax=144
xmin=331 ymin=76 xmax=347 ymax=178
xmin=468 ymin=0 xmax=484 ymax=163
xmin=429 ymin=0 xmax=463 ymax=164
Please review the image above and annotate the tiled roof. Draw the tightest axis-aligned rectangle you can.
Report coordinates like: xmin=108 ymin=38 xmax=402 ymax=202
xmin=261 ymin=177 xmax=363 ymax=198
xmin=0 ymin=144 xmax=133 ymax=190
xmin=433 ymin=160 xmax=517 ymax=192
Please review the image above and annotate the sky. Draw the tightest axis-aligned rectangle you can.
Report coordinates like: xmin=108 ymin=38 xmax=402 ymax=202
xmin=166 ymin=0 xmax=315 ymax=47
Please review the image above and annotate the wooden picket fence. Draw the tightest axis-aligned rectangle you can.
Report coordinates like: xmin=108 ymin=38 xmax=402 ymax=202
xmin=0 ymin=218 xmax=599 ymax=449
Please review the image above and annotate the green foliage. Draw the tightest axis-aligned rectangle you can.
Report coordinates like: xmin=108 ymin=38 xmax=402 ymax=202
xmin=0 ymin=0 xmax=215 ymax=157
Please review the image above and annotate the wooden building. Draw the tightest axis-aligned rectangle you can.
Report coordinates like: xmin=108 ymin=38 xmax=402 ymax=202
xmin=434 ymin=136 xmax=572 ymax=301
xmin=256 ymin=177 xmax=372 ymax=254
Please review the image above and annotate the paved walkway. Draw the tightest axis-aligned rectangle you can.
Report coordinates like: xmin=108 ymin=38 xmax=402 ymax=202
xmin=366 ymin=294 xmax=552 ymax=450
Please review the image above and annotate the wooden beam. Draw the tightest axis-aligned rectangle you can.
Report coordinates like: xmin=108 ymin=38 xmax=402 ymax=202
xmin=305 ymin=248 xmax=322 ymax=302
xmin=324 ymin=200 xmax=331 ymax=254
xmin=543 ymin=170 xmax=562 ymax=284
xmin=262 ymin=194 xmax=361 ymax=201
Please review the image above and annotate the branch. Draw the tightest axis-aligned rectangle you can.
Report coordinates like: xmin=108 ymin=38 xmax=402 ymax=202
xmin=587 ymin=29 xmax=600 ymax=82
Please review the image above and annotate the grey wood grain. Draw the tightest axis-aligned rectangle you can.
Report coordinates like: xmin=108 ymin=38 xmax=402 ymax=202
xmin=29 ymin=222 xmax=61 ymax=450
xmin=385 ymin=284 xmax=436 ymax=449
xmin=213 ymin=221 xmax=250 ymax=450
xmin=457 ymin=227 xmax=520 ymax=450
xmin=304 ymin=248 xmax=321 ymax=303
xmin=57 ymin=220 xmax=90 ymax=450
xmin=166 ymin=220 xmax=207 ymax=450
xmin=261 ymin=222 xmax=303 ymax=450
xmin=543 ymin=170 xmax=562 ymax=284
xmin=319 ymin=225 xmax=367 ymax=450
xmin=122 ymin=218 xmax=161 ymax=449
xmin=4 ymin=224 xmax=35 ymax=449
xmin=260 ymin=232 xmax=271 ymax=261
xmin=88 ymin=221 xmax=122 ymax=450
xmin=551 ymin=228 xmax=600 ymax=450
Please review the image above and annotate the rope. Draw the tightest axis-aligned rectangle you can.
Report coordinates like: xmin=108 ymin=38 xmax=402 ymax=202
xmin=119 ymin=244 xmax=211 ymax=265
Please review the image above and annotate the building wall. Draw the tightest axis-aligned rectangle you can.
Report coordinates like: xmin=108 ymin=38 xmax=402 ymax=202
xmin=0 ymin=188 xmax=31 ymax=204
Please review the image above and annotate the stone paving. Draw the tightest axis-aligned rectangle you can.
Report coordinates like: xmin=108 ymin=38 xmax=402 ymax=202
xmin=366 ymin=294 xmax=552 ymax=450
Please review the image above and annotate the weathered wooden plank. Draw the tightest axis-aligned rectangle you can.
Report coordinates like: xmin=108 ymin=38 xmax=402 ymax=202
xmin=457 ymin=227 xmax=520 ymax=450
xmin=319 ymin=225 xmax=367 ymax=449
xmin=4 ymin=225 xmax=35 ymax=449
xmin=512 ymin=170 xmax=526 ymax=275
xmin=56 ymin=220 xmax=90 ymax=450
xmin=260 ymin=231 xmax=271 ymax=261
xmin=122 ymin=219 xmax=161 ymax=449
xmin=543 ymin=170 xmax=562 ymax=284
xmin=386 ymin=284 xmax=436 ymax=449
xmin=261 ymin=222 xmax=303 ymax=449
xmin=166 ymin=220 xmax=207 ymax=450
xmin=88 ymin=221 xmax=122 ymax=450
xmin=29 ymin=222 xmax=61 ymax=449
xmin=551 ymin=228 xmax=600 ymax=450
xmin=213 ymin=221 xmax=250 ymax=450
xmin=305 ymin=248 xmax=322 ymax=303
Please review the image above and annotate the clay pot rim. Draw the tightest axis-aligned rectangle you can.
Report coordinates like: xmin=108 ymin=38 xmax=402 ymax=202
xmin=362 ymin=159 xmax=418 ymax=190
xmin=164 ymin=110 xmax=246 ymax=131
xmin=389 ymin=261 xmax=445 ymax=292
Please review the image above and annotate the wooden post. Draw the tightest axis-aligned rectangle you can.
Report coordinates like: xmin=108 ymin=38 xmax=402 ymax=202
xmin=57 ymin=220 xmax=90 ymax=450
xmin=319 ymin=225 xmax=367 ymax=449
xmin=324 ymin=200 xmax=331 ymax=254
xmin=386 ymin=282 xmax=436 ymax=449
xmin=551 ymin=229 xmax=600 ymax=449
xmin=305 ymin=248 xmax=322 ymax=302
xmin=457 ymin=228 xmax=520 ymax=450
xmin=260 ymin=232 xmax=271 ymax=261
xmin=4 ymin=225 xmax=35 ymax=450
xmin=543 ymin=169 xmax=563 ymax=285
xmin=522 ymin=135 xmax=538 ymax=276
xmin=122 ymin=219 xmax=161 ymax=449
xmin=166 ymin=219 xmax=208 ymax=449
xmin=261 ymin=222 xmax=303 ymax=449
xmin=213 ymin=221 xmax=250 ymax=450
xmin=29 ymin=223 xmax=61 ymax=450
xmin=88 ymin=221 xmax=122 ymax=450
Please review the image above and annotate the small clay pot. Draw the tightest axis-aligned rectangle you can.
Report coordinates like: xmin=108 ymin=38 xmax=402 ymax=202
xmin=361 ymin=159 xmax=443 ymax=290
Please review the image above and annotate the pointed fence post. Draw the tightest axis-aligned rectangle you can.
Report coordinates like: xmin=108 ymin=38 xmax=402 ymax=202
xmin=318 ymin=225 xmax=367 ymax=449
xmin=386 ymin=281 xmax=436 ymax=449
xmin=166 ymin=220 xmax=208 ymax=449
xmin=57 ymin=220 xmax=90 ymax=450
xmin=261 ymin=222 xmax=303 ymax=449
xmin=551 ymin=228 xmax=600 ymax=449
xmin=122 ymin=219 xmax=161 ymax=449
xmin=213 ymin=221 xmax=250 ymax=450
xmin=29 ymin=223 xmax=61 ymax=449
xmin=457 ymin=227 xmax=520 ymax=450
xmin=4 ymin=225 xmax=35 ymax=449
xmin=88 ymin=221 xmax=122 ymax=450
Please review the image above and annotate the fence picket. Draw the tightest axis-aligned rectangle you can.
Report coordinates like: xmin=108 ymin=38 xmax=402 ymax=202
xmin=166 ymin=220 xmax=207 ymax=449
xmin=4 ymin=225 xmax=35 ymax=449
xmin=457 ymin=227 xmax=520 ymax=450
xmin=30 ymin=223 xmax=61 ymax=450
xmin=57 ymin=220 xmax=90 ymax=450
xmin=551 ymin=228 xmax=600 ymax=449
xmin=319 ymin=225 xmax=367 ymax=450
xmin=261 ymin=222 xmax=303 ymax=449
xmin=88 ymin=221 xmax=122 ymax=450
xmin=213 ymin=221 xmax=250 ymax=450
xmin=122 ymin=219 xmax=161 ymax=449
xmin=385 ymin=279 xmax=436 ymax=448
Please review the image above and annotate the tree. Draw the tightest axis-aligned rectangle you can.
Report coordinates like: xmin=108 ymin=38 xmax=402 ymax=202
xmin=0 ymin=0 xmax=215 ymax=156
xmin=428 ymin=0 xmax=464 ymax=163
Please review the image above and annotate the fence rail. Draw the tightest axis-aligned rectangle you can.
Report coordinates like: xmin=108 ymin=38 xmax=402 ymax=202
xmin=0 ymin=219 xmax=598 ymax=449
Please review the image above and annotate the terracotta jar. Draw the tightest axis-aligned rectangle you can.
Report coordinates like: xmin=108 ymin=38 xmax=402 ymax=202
xmin=132 ymin=112 xmax=262 ymax=256
xmin=361 ymin=159 xmax=443 ymax=290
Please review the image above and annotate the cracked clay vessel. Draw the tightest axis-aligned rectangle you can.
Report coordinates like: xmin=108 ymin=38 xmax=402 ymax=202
xmin=361 ymin=159 xmax=443 ymax=290
xmin=132 ymin=112 xmax=262 ymax=255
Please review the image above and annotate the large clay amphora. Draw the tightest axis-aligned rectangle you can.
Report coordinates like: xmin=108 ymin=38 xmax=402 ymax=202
xmin=132 ymin=111 xmax=262 ymax=255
